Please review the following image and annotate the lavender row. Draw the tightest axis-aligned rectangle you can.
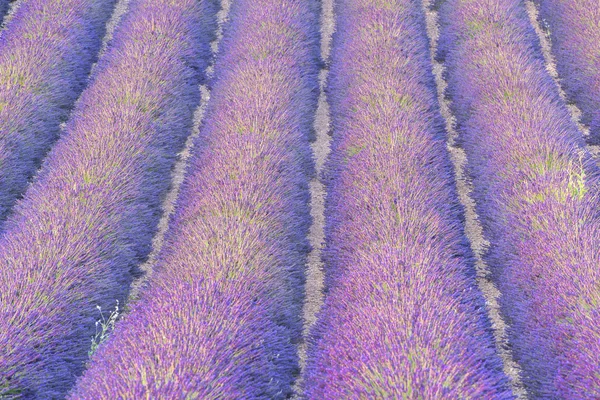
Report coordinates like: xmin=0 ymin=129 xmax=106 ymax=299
xmin=69 ymin=0 xmax=319 ymax=398
xmin=303 ymin=0 xmax=512 ymax=397
xmin=0 ymin=0 xmax=215 ymax=397
xmin=438 ymin=0 xmax=600 ymax=397
xmin=0 ymin=0 xmax=115 ymax=227
xmin=0 ymin=0 xmax=8 ymax=22
xmin=537 ymin=0 xmax=600 ymax=143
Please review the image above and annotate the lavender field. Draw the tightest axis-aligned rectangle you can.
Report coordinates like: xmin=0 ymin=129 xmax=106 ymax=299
xmin=0 ymin=0 xmax=599 ymax=398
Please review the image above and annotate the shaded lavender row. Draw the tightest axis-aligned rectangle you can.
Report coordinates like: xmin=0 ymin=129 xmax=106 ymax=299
xmin=303 ymin=0 xmax=512 ymax=398
xmin=438 ymin=0 xmax=600 ymax=397
xmin=0 ymin=0 xmax=9 ymax=22
xmin=537 ymin=0 xmax=600 ymax=143
xmin=69 ymin=0 xmax=319 ymax=398
xmin=0 ymin=0 xmax=115 ymax=226
xmin=0 ymin=0 xmax=215 ymax=397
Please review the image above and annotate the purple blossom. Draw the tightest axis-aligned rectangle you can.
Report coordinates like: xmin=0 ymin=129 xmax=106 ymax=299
xmin=438 ymin=0 xmax=600 ymax=397
xmin=303 ymin=0 xmax=512 ymax=398
xmin=0 ymin=0 xmax=215 ymax=397
xmin=0 ymin=0 xmax=9 ymax=21
xmin=68 ymin=0 xmax=319 ymax=398
xmin=537 ymin=0 xmax=600 ymax=143
xmin=0 ymin=0 xmax=115 ymax=226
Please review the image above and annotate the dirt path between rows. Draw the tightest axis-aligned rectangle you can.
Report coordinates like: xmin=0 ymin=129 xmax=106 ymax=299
xmin=91 ymin=0 xmax=132 ymax=74
xmin=292 ymin=0 xmax=334 ymax=397
xmin=422 ymin=2 xmax=528 ymax=398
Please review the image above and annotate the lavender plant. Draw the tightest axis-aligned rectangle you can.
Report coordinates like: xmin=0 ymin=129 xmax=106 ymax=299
xmin=437 ymin=0 xmax=600 ymax=396
xmin=303 ymin=0 xmax=512 ymax=398
xmin=0 ymin=0 xmax=215 ymax=397
xmin=68 ymin=0 xmax=319 ymax=398
xmin=536 ymin=0 xmax=600 ymax=143
xmin=0 ymin=0 xmax=115 ymax=227
xmin=0 ymin=0 xmax=9 ymax=22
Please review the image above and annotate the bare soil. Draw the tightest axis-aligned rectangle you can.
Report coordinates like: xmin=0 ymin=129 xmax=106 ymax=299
xmin=292 ymin=0 xmax=334 ymax=397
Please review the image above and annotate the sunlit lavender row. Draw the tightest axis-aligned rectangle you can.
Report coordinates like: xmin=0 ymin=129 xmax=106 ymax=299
xmin=537 ymin=0 xmax=600 ymax=143
xmin=0 ymin=0 xmax=114 ymax=226
xmin=438 ymin=0 xmax=600 ymax=397
xmin=303 ymin=0 xmax=512 ymax=398
xmin=0 ymin=0 xmax=215 ymax=396
xmin=68 ymin=0 xmax=319 ymax=398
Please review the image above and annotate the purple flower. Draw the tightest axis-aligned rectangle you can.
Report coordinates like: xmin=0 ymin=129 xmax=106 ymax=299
xmin=303 ymin=0 xmax=512 ymax=398
xmin=538 ymin=0 xmax=600 ymax=144
xmin=69 ymin=0 xmax=319 ymax=398
xmin=0 ymin=0 xmax=115 ymax=226
xmin=439 ymin=0 xmax=600 ymax=396
xmin=0 ymin=0 xmax=214 ymax=397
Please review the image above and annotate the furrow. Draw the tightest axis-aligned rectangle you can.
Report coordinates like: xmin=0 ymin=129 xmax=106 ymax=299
xmin=293 ymin=0 xmax=334 ymax=396
xmin=303 ymin=0 xmax=512 ymax=397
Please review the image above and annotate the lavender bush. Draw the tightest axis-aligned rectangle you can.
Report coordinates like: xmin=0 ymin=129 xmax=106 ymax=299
xmin=72 ymin=0 xmax=318 ymax=399
xmin=537 ymin=0 xmax=600 ymax=143
xmin=0 ymin=0 xmax=115 ymax=226
xmin=437 ymin=0 xmax=600 ymax=396
xmin=68 ymin=0 xmax=319 ymax=398
xmin=0 ymin=0 xmax=9 ymax=22
xmin=303 ymin=0 xmax=512 ymax=398
xmin=0 ymin=0 xmax=215 ymax=397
